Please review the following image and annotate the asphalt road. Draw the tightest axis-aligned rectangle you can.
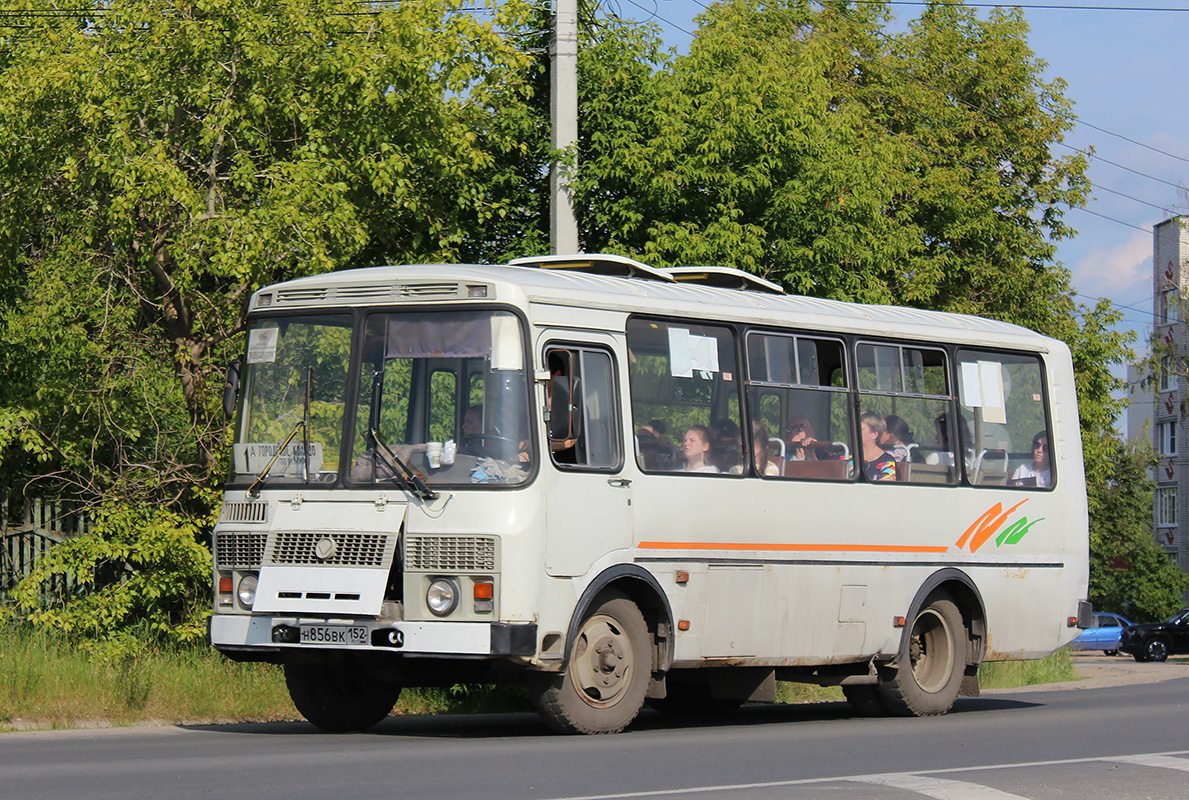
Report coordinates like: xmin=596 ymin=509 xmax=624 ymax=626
xmin=3 ymin=671 xmax=1188 ymax=800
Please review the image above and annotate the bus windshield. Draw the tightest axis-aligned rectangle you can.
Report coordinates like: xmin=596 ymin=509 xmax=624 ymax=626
xmin=233 ymin=314 xmax=354 ymax=488
xmin=348 ymin=309 xmax=532 ymax=487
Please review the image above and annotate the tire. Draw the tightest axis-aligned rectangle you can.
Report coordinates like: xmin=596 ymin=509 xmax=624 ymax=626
xmin=1132 ymin=652 xmax=1149 ymax=663
xmin=842 ymin=685 xmax=888 ymax=717
xmin=284 ymin=661 xmax=401 ymax=733
xmin=877 ymin=593 xmax=965 ymax=717
xmin=647 ymin=679 xmax=745 ymax=717
xmin=1144 ymin=638 xmax=1170 ymax=663
xmin=533 ymin=593 xmax=651 ymax=734
xmin=1104 ymin=649 xmax=1118 ymax=657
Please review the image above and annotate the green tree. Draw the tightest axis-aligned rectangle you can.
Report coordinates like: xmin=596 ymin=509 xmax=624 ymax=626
xmin=574 ymin=0 xmax=1088 ymax=324
xmin=1087 ymin=439 xmax=1187 ymax=622
xmin=0 ymin=0 xmax=533 ymax=509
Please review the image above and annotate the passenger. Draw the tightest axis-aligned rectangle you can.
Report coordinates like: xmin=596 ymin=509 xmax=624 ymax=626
xmin=1010 ymin=432 xmax=1051 ymax=487
xmin=860 ymin=411 xmax=897 ymax=482
xmin=680 ymin=425 xmax=720 ymax=473
xmin=881 ymin=415 xmax=913 ymax=462
xmin=710 ymin=417 xmax=744 ymax=473
xmin=751 ymin=421 xmax=781 ymax=476
xmin=783 ymin=416 xmax=818 ymax=462
xmin=924 ymin=412 xmax=968 ymax=467
xmin=784 ymin=416 xmax=837 ymax=461
xmin=637 ymin=418 xmax=676 ymax=470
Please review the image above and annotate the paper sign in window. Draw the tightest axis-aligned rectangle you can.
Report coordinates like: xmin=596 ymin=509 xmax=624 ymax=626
xmin=246 ymin=328 xmax=279 ymax=364
xmin=960 ymin=361 xmax=1006 ymax=424
xmin=668 ymin=328 xmax=720 ymax=379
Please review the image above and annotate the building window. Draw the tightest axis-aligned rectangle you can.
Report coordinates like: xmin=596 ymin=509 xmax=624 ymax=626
xmin=1156 ymin=486 xmax=1177 ymax=527
xmin=1160 ymin=355 xmax=1176 ymax=393
xmin=1162 ymin=288 xmax=1180 ymax=324
xmin=1159 ymin=421 xmax=1178 ymax=456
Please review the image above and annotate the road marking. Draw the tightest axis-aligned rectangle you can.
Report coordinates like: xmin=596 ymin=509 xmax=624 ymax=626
xmin=858 ymin=773 xmax=1030 ymax=799
xmin=539 ymin=749 xmax=1189 ymax=800
xmin=1110 ymin=754 xmax=1189 ymax=773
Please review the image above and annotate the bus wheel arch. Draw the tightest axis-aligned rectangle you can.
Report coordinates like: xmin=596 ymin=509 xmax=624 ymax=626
xmin=534 ymin=588 xmax=652 ymax=734
xmin=879 ymin=570 xmax=986 ymax=716
xmin=564 ymin=565 xmax=675 ymax=675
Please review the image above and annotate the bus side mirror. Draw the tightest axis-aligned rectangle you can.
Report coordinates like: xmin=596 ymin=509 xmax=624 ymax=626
xmin=223 ymin=357 xmax=242 ymax=420
xmin=549 ymin=376 xmax=581 ymax=448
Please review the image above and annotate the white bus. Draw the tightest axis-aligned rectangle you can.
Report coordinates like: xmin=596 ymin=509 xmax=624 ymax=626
xmin=210 ymin=255 xmax=1091 ymax=734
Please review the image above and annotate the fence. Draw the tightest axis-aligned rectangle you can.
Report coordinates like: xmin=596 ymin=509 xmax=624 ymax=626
xmin=1 ymin=498 xmax=91 ymax=597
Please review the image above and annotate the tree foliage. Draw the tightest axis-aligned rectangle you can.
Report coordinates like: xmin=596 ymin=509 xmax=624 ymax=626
xmin=11 ymin=507 xmax=213 ymax=657
xmin=0 ymin=0 xmax=533 ymax=509
xmin=1087 ymin=440 xmax=1187 ymax=621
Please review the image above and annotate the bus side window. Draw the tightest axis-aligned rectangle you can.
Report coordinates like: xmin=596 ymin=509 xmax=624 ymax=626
xmin=746 ymin=332 xmax=854 ymax=481
xmin=546 ymin=346 xmax=621 ymax=470
xmin=956 ymin=350 xmax=1052 ymax=489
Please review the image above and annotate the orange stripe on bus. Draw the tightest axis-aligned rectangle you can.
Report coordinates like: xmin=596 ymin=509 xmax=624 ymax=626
xmin=637 ymin=542 xmax=950 ymax=554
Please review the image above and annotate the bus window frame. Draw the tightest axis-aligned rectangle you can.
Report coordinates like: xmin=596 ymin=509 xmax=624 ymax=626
xmin=625 ymin=315 xmax=746 ymax=477
xmin=341 ymin=302 xmax=538 ymax=491
xmin=743 ymin=328 xmax=855 ymax=481
xmin=544 ymin=342 xmax=625 ymax=473
xmin=954 ymin=345 xmax=1056 ymax=492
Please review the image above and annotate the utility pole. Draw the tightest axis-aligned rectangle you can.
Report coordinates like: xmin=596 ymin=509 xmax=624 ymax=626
xmin=550 ymin=0 xmax=579 ymax=255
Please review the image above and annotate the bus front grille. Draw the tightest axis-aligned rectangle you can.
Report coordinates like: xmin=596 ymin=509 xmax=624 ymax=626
xmin=267 ymin=531 xmax=394 ymax=567
xmin=405 ymin=535 xmax=497 ymax=572
xmin=215 ymin=532 xmax=268 ymax=569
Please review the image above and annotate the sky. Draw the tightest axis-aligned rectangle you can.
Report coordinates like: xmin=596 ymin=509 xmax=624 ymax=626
xmin=613 ymin=0 xmax=1188 ymax=424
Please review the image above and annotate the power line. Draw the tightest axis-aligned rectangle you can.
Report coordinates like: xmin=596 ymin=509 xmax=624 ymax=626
xmin=1073 ymin=205 xmax=1152 ymax=233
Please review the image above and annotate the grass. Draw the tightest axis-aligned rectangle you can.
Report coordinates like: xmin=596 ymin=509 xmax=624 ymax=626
xmin=0 ymin=624 xmax=1077 ymax=731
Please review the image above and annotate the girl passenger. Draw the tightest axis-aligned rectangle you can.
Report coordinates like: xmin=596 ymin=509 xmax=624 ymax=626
xmin=681 ymin=425 xmax=719 ymax=473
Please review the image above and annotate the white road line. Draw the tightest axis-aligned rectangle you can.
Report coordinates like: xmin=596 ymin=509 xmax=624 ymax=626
xmin=859 ymin=773 xmax=1031 ymax=800
xmin=1110 ymin=754 xmax=1189 ymax=773
xmin=538 ymin=749 xmax=1189 ymax=800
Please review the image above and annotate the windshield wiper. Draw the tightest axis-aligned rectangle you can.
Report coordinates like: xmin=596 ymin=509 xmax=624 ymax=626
xmin=363 ymin=367 xmax=436 ymax=501
xmin=247 ymin=421 xmax=304 ymax=498
xmin=369 ymin=427 xmax=438 ymax=501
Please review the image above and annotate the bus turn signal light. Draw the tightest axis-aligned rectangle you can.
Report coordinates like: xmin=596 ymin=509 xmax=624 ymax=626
xmin=474 ymin=581 xmax=494 ymax=613
xmin=893 ymin=616 xmax=906 ymax=628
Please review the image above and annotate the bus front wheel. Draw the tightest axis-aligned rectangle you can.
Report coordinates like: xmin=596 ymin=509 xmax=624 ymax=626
xmin=285 ymin=661 xmax=401 ymax=732
xmin=533 ymin=592 xmax=650 ymax=734
xmin=877 ymin=593 xmax=965 ymax=717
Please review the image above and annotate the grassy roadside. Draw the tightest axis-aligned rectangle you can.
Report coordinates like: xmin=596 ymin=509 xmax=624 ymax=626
xmin=0 ymin=625 xmax=1076 ymax=731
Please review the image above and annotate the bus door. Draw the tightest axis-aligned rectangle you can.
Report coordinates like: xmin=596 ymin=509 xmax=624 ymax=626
xmin=541 ymin=340 xmax=633 ymax=577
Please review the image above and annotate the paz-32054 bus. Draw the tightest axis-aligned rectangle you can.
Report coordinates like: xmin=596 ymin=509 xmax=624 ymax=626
xmin=210 ymin=255 xmax=1090 ymax=734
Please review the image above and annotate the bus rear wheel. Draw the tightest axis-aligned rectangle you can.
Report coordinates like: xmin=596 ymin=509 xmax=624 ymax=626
xmin=533 ymin=593 xmax=650 ymax=734
xmin=877 ymin=593 xmax=965 ymax=717
xmin=285 ymin=661 xmax=401 ymax=733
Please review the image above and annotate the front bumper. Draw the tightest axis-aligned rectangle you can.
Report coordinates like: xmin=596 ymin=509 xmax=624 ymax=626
xmin=209 ymin=614 xmax=537 ymax=658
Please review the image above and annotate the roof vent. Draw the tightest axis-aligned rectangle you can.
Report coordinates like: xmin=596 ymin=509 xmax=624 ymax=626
xmin=661 ymin=266 xmax=785 ymax=294
xmin=508 ymin=254 xmax=675 ymax=283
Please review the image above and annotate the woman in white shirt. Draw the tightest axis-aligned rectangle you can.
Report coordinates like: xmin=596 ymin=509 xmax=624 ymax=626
xmin=1011 ymin=432 xmax=1051 ymax=487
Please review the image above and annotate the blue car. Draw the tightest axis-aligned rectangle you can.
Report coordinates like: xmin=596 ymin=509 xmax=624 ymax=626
xmin=1070 ymin=612 xmax=1133 ymax=655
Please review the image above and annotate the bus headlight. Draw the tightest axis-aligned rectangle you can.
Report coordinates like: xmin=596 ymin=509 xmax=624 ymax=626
xmin=237 ymin=573 xmax=259 ymax=608
xmin=426 ymin=578 xmax=459 ymax=617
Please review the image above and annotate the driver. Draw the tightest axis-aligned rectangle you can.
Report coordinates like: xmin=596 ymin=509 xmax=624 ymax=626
xmin=462 ymin=404 xmax=483 ymax=437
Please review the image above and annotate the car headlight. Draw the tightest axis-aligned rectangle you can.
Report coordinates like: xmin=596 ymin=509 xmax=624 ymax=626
xmin=426 ymin=578 xmax=459 ymax=617
xmin=237 ymin=573 xmax=259 ymax=608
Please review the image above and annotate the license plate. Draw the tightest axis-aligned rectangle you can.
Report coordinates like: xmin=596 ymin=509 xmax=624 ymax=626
xmin=299 ymin=625 xmax=368 ymax=646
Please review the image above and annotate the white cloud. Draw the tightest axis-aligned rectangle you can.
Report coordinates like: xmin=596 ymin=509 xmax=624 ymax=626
xmin=1070 ymin=230 xmax=1152 ymax=297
